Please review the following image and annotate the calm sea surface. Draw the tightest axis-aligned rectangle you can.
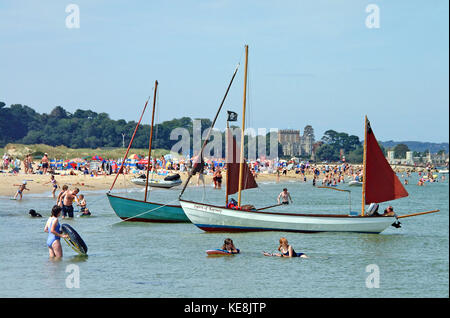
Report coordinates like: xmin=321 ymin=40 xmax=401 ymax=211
xmin=0 ymin=173 xmax=448 ymax=298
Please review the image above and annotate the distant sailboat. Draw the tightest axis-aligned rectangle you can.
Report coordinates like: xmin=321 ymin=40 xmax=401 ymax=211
xmin=179 ymin=45 xmax=439 ymax=233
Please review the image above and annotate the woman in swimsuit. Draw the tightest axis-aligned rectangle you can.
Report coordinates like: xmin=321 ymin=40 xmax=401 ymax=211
xmin=44 ymin=205 xmax=68 ymax=258
xmin=263 ymin=237 xmax=308 ymax=258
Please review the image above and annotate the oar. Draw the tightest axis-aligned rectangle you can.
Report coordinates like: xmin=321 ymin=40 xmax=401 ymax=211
xmin=256 ymin=203 xmax=283 ymax=211
xmin=397 ymin=210 xmax=440 ymax=219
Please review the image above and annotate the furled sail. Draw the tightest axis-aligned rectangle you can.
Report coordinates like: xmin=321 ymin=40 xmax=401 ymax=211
xmin=225 ymin=128 xmax=257 ymax=196
xmin=364 ymin=120 xmax=408 ymax=204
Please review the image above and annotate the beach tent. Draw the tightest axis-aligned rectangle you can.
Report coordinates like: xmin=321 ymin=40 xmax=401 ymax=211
xmin=92 ymin=155 xmax=103 ymax=161
xmin=128 ymin=154 xmax=140 ymax=160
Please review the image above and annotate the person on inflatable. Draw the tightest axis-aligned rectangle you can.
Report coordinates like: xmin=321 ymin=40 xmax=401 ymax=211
xmin=222 ymin=238 xmax=240 ymax=254
xmin=263 ymin=237 xmax=308 ymax=258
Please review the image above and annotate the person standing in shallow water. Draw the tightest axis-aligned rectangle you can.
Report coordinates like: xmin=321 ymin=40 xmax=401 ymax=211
xmin=62 ymin=188 xmax=79 ymax=218
xmin=45 ymin=175 xmax=59 ymax=198
xmin=277 ymin=188 xmax=293 ymax=205
xmin=44 ymin=205 xmax=68 ymax=258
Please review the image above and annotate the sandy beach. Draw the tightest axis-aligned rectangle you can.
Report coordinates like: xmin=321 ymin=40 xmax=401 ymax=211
xmin=0 ymin=170 xmax=303 ymax=197
xmin=1 ymin=163 xmax=431 ymax=198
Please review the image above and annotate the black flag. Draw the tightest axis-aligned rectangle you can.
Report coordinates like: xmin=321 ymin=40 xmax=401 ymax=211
xmin=227 ymin=111 xmax=238 ymax=122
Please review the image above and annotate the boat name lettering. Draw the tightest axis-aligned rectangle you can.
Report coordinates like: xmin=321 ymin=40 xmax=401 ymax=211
xmin=193 ymin=205 xmax=221 ymax=213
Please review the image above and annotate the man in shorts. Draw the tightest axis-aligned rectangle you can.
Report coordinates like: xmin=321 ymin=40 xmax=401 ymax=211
xmin=277 ymin=188 xmax=293 ymax=205
xmin=62 ymin=188 xmax=79 ymax=218
xmin=41 ymin=153 xmax=49 ymax=174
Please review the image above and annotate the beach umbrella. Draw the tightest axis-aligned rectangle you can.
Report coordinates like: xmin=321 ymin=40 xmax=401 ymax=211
xmin=138 ymin=159 xmax=149 ymax=164
xmin=68 ymin=162 xmax=77 ymax=168
xmin=128 ymin=154 xmax=140 ymax=160
xmin=92 ymin=155 xmax=103 ymax=161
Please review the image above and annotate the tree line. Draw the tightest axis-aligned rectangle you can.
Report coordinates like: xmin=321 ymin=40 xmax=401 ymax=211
xmin=0 ymin=102 xmax=213 ymax=150
xmin=0 ymin=103 xmax=282 ymax=157
xmin=3 ymin=102 xmax=436 ymax=163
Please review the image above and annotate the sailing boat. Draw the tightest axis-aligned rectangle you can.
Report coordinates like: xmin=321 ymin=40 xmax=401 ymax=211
xmin=106 ymin=81 xmax=189 ymax=223
xmin=179 ymin=45 xmax=439 ymax=233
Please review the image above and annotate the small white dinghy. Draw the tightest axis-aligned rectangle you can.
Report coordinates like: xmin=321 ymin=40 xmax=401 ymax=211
xmin=131 ymin=173 xmax=182 ymax=188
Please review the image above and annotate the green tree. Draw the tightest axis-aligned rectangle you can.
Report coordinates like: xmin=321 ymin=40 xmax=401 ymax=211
xmin=316 ymin=144 xmax=340 ymax=162
xmin=394 ymin=144 xmax=410 ymax=159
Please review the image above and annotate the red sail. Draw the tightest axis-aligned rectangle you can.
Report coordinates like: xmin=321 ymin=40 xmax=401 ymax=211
xmin=365 ymin=121 xmax=408 ymax=204
xmin=226 ymin=129 xmax=257 ymax=196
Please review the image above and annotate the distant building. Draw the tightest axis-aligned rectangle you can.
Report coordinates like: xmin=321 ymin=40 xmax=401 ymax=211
xmin=386 ymin=150 xmax=449 ymax=166
xmin=278 ymin=126 xmax=315 ymax=158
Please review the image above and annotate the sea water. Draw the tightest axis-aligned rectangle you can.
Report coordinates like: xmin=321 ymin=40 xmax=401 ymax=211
xmin=0 ymin=173 xmax=448 ymax=298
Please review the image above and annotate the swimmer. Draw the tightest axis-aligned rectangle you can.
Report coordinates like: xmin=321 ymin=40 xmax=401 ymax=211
xmin=263 ymin=237 xmax=308 ymax=258
xmin=29 ymin=209 xmax=42 ymax=217
xmin=44 ymin=205 xmax=69 ymax=258
xmin=221 ymin=238 xmax=239 ymax=254
xmin=13 ymin=181 xmax=29 ymax=200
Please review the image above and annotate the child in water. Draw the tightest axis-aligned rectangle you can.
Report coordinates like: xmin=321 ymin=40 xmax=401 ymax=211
xmin=77 ymin=194 xmax=91 ymax=216
xmin=13 ymin=181 xmax=29 ymax=200
xmin=222 ymin=238 xmax=239 ymax=254
xmin=44 ymin=175 xmax=59 ymax=198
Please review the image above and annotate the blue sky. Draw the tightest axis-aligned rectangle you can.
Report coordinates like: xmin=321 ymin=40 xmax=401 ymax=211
xmin=0 ymin=0 xmax=448 ymax=142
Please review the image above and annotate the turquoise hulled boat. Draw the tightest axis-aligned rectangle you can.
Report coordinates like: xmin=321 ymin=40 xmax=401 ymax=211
xmin=106 ymin=80 xmax=190 ymax=223
xmin=106 ymin=193 xmax=189 ymax=223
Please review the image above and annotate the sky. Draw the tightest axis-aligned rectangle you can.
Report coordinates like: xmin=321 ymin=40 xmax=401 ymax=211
xmin=0 ymin=0 xmax=448 ymax=143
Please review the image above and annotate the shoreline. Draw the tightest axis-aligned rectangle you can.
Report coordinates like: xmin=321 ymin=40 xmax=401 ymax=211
xmin=0 ymin=164 xmax=438 ymax=197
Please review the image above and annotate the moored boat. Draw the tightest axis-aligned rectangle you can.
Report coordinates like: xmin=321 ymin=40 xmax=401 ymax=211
xmin=131 ymin=173 xmax=182 ymax=188
xmin=107 ymin=192 xmax=188 ymax=222
xmin=179 ymin=45 xmax=439 ymax=234
xmin=106 ymin=81 xmax=189 ymax=223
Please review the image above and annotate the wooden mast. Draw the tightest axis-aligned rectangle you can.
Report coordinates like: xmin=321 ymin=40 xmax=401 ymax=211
xmin=225 ymin=120 xmax=230 ymax=206
xmin=361 ymin=115 xmax=368 ymax=216
xmin=178 ymin=64 xmax=240 ymax=200
xmin=237 ymin=45 xmax=248 ymax=207
xmin=144 ymin=80 xmax=158 ymax=202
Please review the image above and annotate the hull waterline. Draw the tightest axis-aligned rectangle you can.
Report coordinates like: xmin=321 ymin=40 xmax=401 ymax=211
xmin=107 ymin=193 xmax=189 ymax=223
xmin=180 ymin=200 xmax=395 ymax=233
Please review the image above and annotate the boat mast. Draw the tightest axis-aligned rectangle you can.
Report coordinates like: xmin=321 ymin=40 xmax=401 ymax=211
xmin=109 ymin=96 xmax=150 ymax=191
xmin=225 ymin=121 xmax=230 ymax=206
xmin=237 ymin=45 xmax=248 ymax=207
xmin=178 ymin=63 xmax=240 ymax=200
xmin=144 ymin=80 xmax=158 ymax=202
xmin=361 ymin=115 xmax=368 ymax=216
